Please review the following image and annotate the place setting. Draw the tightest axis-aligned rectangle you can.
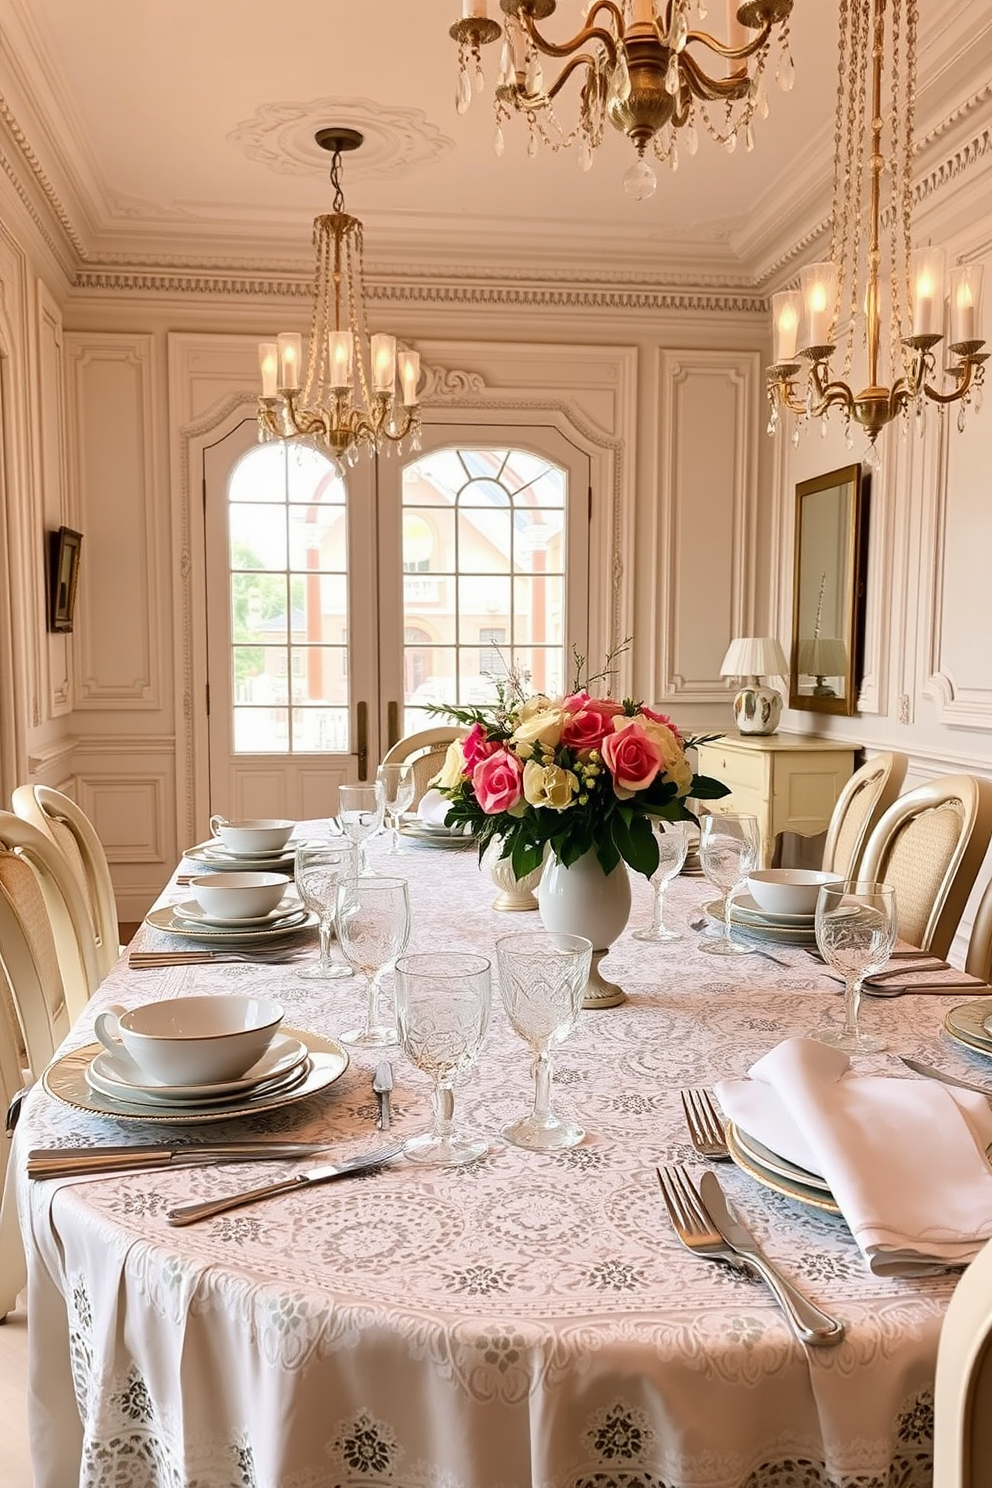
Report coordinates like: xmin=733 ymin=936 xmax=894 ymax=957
xmin=182 ymin=816 xmax=301 ymax=874
xmin=41 ymin=993 xmax=350 ymax=1126
xmin=398 ymin=787 xmax=476 ymax=849
xmin=145 ymin=869 xmax=315 ymax=948
xmin=700 ymin=861 xmax=839 ymax=949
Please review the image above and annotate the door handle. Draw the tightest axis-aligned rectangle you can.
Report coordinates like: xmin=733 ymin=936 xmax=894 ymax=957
xmin=356 ymin=700 xmax=368 ymax=781
xmin=387 ymin=701 xmax=400 ymax=751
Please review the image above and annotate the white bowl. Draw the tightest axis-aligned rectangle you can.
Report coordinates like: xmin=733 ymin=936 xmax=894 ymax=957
xmin=189 ymin=871 xmax=290 ymax=920
xmin=209 ymin=818 xmax=294 ymax=854
xmin=93 ymin=995 xmax=284 ymax=1085
xmin=746 ymin=868 xmax=843 ymax=917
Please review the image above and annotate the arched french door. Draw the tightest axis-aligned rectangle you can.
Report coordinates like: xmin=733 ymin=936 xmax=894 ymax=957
xmin=202 ymin=419 xmax=590 ymax=819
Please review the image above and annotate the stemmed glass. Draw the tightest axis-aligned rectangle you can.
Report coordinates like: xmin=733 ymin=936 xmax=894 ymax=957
xmin=495 ymin=930 xmax=593 ymax=1152
xmin=294 ymin=840 xmax=357 ymax=981
xmin=376 ymin=764 xmax=416 ymax=855
xmin=338 ymin=782 xmax=385 ymax=874
xmin=394 ymin=951 xmax=492 ymax=1166
xmin=335 ymin=875 xmax=410 ymax=1047
xmin=814 ymin=880 xmax=896 ymax=1054
xmin=698 ymin=812 xmax=762 ymax=956
xmin=633 ymin=819 xmax=689 ymax=942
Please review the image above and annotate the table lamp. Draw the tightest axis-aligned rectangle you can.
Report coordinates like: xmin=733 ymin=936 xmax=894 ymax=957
xmin=797 ymin=636 xmax=848 ymax=697
xmin=719 ymin=636 xmax=789 ymax=736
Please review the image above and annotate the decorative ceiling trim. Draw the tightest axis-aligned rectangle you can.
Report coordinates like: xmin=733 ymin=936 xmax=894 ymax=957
xmin=228 ymin=97 xmax=453 ymax=180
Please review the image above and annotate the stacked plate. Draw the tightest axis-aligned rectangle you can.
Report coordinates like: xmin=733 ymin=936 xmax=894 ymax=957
xmin=145 ymin=896 xmax=314 ymax=946
xmin=183 ymin=837 xmax=299 ymax=873
xmin=399 ymin=815 xmax=476 ymax=849
xmin=44 ymin=1028 xmax=350 ymax=1124
xmin=726 ymin=1121 xmax=840 ymax=1214
xmin=944 ymin=997 xmax=992 ymax=1058
xmin=702 ymin=895 xmax=818 ymax=946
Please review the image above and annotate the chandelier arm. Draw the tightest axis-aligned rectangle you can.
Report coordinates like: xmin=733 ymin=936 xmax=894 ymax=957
xmin=678 ymin=49 xmax=752 ymax=102
xmin=505 ymin=52 xmax=600 ymax=107
xmin=682 ymin=18 xmax=774 ymax=64
xmin=518 ymin=13 xmax=620 ymax=67
xmin=921 ymin=362 xmax=980 ymax=406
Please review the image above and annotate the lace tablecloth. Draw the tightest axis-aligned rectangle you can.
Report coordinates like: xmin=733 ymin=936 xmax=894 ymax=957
xmin=15 ymin=834 xmax=978 ymax=1488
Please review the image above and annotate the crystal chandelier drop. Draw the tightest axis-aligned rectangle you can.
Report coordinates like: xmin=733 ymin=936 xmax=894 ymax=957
xmin=766 ymin=0 xmax=986 ymax=464
xmin=257 ymin=129 xmax=421 ymax=470
xmin=449 ymin=1 xmax=796 ymax=200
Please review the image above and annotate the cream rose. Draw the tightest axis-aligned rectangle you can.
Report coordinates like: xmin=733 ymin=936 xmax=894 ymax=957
xmin=517 ymin=693 xmax=560 ymax=721
xmin=512 ymin=707 xmax=565 ymax=751
xmin=627 ymin=714 xmax=692 ymax=796
xmin=522 ymin=759 xmax=578 ymax=811
xmin=432 ymin=738 xmax=468 ymax=791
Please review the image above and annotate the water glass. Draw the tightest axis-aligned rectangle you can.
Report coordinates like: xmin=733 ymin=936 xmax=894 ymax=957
xmin=394 ymin=951 xmax=491 ymax=1166
xmin=814 ymin=880 xmax=896 ymax=1054
xmin=633 ymin=819 xmax=689 ymax=942
xmin=376 ymin=764 xmax=416 ymax=854
xmin=698 ymin=812 xmax=761 ymax=956
xmin=495 ymin=930 xmax=592 ymax=1152
xmin=294 ymin=840 xmax=357 ymax=981
xmin=338 ymin=782 xmax=385 ymax=874
xmin=336 ymin=875 xmax=410 ymax=1046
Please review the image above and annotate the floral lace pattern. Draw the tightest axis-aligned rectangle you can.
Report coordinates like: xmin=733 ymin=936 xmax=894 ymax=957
xmin=17 ymin=840 xmax=958 ymax=1487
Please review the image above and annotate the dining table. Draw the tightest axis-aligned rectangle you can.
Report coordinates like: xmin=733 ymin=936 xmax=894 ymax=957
xmin=11 ymin=824 xmax=987 ymax=1488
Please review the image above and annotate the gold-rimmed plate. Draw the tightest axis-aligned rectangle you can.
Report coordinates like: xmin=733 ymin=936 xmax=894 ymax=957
xmin=144 ymin=904 xmax=314 ymax=944
xmin=944 ymin=998 xmax=992 ymax=1056
xmin=726 ymin=1122 xmax=841 ymax=1215
xmin=43 ymin=1028 xmax=348 ymax=1125
xmin=702 ymin=900 xmax=817 ymax=946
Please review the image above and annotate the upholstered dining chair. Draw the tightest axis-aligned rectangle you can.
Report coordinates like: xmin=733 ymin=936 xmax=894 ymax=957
xmin=821 ymin=751 xmax=908 ymax=881
xmin=0 ymin=812 xmax=97 ymax=1019
xmin=12 ymin=783 xmax=121 ymax=983
xmin=858 ymin=775 xmax=992 ymax=959
xmin=934 ymin=1235 xmax=992 ymax=1486
xmin=0 ymin=836 xmax=82 ymax=1320
xmin=380 ymin=726 xmax=468 ymax=808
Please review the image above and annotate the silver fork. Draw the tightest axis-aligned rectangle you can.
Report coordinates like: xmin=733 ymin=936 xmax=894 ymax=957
xmin=656 ymin=1165 xmax=844 ymax=1346
xmin=680 ymin=1088 xmax=731 ymax=1160
xmin=128 ymin=949 xmax=312 ymax=968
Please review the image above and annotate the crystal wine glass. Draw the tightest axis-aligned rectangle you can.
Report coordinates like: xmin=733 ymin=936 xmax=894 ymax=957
xmin=495 ymin=930 xmax=593 ymax=1152
xmin=394 ymin=951 xmax=491 ymax=1166
xmin=335 ymin=875 xmax=410 ymax=1046
xmin=814 ymin=879 xmax=896 ymax=1054
xmin=294 ymin=840 xmax=357 ymax=981
xmin=698 ymin=812 xmax=762 ymax=956
xmin=338 ymin=782 xmax=385 ymax=874
xmin=376 ymin=763 xmax=416 ymax=855
xmin=632 ymin=819 xmax=689 ymax=942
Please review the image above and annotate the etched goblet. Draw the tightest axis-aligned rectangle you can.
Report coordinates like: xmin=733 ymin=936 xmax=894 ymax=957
xmin=633 ymin=819 xmax=689 ymax=942
xmin=814 ymin=880 xmax=896 ymax=1054
xmin=698 ymin=812 xmax=761 ymax=956
xmin=335 ymin=875 xmax=410 ymax=1047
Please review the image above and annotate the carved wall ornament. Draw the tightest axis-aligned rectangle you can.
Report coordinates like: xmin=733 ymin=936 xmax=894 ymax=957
xmin=228 ymin=98 xmax=453 ymax=181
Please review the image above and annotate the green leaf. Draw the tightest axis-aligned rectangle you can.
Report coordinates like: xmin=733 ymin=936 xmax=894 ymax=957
xmin=690 ymin=775 xmax=732 ymax=801
xmin=611 ymin=811 xmax=658 ymax=878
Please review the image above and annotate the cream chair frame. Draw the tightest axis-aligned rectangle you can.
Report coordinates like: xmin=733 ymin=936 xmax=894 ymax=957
xmin=0 ymin=812 xmax=97 ymax=1018
xmin=821 ymin=750 xmax=908 ymax=881
xmin=12 ymin=783 xmax=120 ymax=983
xmin=859 ymin=774 xmax=992 ymax=958
xmin=934 ymin=1236 xmax=992 ymax=1486
xmin=380 ymin=727 xmax=468 ymax=809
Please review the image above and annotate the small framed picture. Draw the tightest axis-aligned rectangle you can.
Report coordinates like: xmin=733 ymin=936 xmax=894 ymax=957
xmin=48 ymin=526 xmax=83 ymax=633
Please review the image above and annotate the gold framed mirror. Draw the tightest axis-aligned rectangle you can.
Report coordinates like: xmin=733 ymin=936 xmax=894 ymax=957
xmin=789 ymin=464 xmax=870 ymax=716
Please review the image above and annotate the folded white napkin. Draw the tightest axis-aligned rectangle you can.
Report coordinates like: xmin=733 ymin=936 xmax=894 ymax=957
xmin=417 ymin=789 xmax=450 ymax=827
xmin=716 ymin=1037 xmax=992 ymax=1276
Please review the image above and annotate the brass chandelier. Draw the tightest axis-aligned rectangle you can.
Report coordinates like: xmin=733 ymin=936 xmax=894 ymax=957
xmin=257 ymin=128 xmax=421 ymax=469
xmin=766 ymin=0 xmax=986 ymax=461
xmin=450 ymin=1 xmax=796 ymax=200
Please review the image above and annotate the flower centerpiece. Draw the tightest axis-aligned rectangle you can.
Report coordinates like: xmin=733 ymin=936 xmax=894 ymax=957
xmin=431 ymin=660 xmax=729 ymax=884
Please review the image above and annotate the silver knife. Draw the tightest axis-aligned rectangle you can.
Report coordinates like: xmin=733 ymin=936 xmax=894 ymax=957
xmin=372 ymin=1061 xmax=394 ymax=1130
xmin=698 ymin=1172 xmax=845 ymax=1346
xmin=899 ymin=1056 xmax=992 ymax=1097
xmin=27 ymin=1141 xmax=338 ymax=1179
xmin=166 ymin=1142 xmax=404 ymax=1226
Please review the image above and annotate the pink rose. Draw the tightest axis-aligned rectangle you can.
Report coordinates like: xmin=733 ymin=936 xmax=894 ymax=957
xmin=562 ymin=690 xmax=624 ymax=721
xmin=462 ymin=722 xmax=498 ymax=771
xmin=640 ymin=705 xmax=685 ymax=746
xmin=472 ymin=749 xmax=524 ymax=814
xmin=560 ymin=707 xmax=613 ymax=753
xmin=601 ymin=721 xmax=662 ymax=798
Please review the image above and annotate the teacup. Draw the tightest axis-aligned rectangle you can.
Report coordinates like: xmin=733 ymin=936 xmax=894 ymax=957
xmin=93 ymin=995 xmax=284 ymax=1086
xmin=208 ymin=816 xmax=295 ymax=855
xmin=189 ymin=871 xmax=290 ymax=920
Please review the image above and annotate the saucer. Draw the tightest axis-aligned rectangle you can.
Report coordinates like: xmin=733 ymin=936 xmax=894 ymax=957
xmin=173 ymin=896 xmax=305 ymax=929
xmin=86 ymin=1032 xmax=310 ymax=1101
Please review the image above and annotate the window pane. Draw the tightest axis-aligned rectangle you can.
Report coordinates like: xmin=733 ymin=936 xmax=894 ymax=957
xmin=288 ymin=506 xmax=346 ymax=571
xmin=233 ymin=705 xmax=289 ymax=752
xmin=229 ymin=443 xmax=288 ymax=503
xmin=285 ymin=446 xmax=346 ymax=505
xmin=230 ymin=506 xmax=287 ymax=570
xmin=513 ymin=575 xmax=564 ymax=644
xmin=508 ymin=647 xmax=565 ymax=698
xmin=291 ymin=647 xmax=349 ymax=706
xmin=231 ymin=574 xmax=289 ymax=645
xmin=291 ymin=708 xmax=350 ymax=752
xmin=458 ymin=510 xmax=511 ymax=575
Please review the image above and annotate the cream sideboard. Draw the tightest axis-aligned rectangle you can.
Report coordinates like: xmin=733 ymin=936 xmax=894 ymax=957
xmin=694 ymin=734 xmax=858 ymax=869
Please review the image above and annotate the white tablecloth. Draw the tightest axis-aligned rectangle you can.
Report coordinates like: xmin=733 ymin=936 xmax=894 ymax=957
xmin=15 ymin=833 xmax=976 ymax=1488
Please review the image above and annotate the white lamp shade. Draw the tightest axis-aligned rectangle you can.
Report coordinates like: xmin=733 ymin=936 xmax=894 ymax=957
xmin=797 ymin=637 xmax=848 ymax=677
xmin=720 ymin=636 xmax=789 ymax=680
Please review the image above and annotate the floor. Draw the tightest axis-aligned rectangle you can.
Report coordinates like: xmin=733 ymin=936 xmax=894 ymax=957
xmin=0 ymin=1296 xmax=32 ymax=1487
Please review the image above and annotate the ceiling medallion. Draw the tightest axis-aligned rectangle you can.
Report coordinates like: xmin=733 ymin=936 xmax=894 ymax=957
xmin=766 ymin=0 xmax=986 ymax=461
xmin=449 ymin=0 xmax=795 ymax=199
xmin=257 ymin=129 xmax=420 ymax=471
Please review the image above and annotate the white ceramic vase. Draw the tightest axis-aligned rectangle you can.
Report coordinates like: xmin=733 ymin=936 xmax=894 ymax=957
xmin=482 ymin=837 xmax=544 ymax=912
xmin=537 ymin=849 xmax=631 ymax=1009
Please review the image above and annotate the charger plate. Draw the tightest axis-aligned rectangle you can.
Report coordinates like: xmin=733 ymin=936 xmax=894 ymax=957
xmin=43 ymin=1028 xmax=348 ymax=1125
xmin=145 ymin=904 xmax=313 ymax=944
xmin=733 ymin=893 xmax=816 ymax=929
xmin=182 ymin=839 xmax=298 ymax=873
xmin=726 ymin=1122 xmax=841 ymax=1215
xmin=399 ymin=822 xmax=476 ymax=850
xmin=944 ymin=998 xmax=992 ymax=1056
xmin=702 ymin=900 xmax=817 ymax=946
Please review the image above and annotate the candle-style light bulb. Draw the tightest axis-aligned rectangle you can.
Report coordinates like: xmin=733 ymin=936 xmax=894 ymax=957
xmin=259 ymin=342 xmax=278 ymax=399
